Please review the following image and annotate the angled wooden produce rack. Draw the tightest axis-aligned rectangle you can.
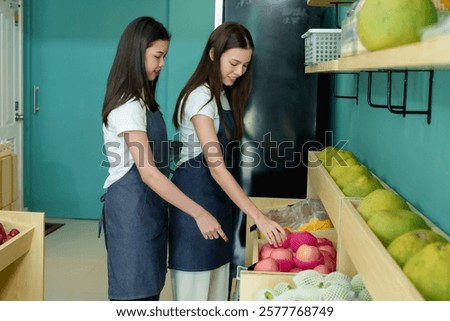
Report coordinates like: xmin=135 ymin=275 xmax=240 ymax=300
xmin=239 ymin=151 xmax=449 ymax=301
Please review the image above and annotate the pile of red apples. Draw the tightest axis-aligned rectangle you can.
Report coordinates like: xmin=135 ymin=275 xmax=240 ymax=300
xmin=254 ymin=230 xmax=336 ymax=274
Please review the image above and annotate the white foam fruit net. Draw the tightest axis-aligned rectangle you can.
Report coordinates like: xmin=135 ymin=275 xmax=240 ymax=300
xmin=255 ymin=271 xmax=371 ymax=301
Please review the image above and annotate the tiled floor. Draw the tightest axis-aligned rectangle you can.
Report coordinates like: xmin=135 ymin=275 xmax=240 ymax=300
xmin=44 ymin=218 xmax=172 ymax=301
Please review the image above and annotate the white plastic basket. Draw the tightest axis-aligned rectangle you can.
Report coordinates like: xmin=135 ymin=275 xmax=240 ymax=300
xmin=301 ymin=29 xmax=342 ymax=65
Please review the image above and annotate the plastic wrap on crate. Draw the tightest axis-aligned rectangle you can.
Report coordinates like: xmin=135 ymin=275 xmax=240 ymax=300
xmin=301 ymin=29 xmax=342 ymax=65
xmin=432 ymin=0 xmax=450 ymax=21
xmin=421 ymin=14 xmax=450 ymax=40
xmin=261 ymin=198 xmax=332 ymax=232
xmin=340 ymin=1 xmax=368 ymax=57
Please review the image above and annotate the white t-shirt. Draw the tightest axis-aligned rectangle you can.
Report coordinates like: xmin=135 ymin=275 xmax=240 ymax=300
xmin=102 ymin=99 xmax=146 ymax=188
xmin=176 ymin=84 xmax=231 ymax=165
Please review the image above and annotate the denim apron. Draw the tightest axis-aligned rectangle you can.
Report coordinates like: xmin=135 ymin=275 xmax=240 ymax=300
xmin=100 ymin=109 xmax=169 ymax=300
xmin=168 ymin=110 xmax=235 ymax=271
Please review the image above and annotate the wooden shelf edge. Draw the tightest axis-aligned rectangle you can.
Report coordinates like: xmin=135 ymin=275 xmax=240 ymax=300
xmin=307 ymin=0 xmax=355 ymax=7
xmin=305 ymin=35 xmax=450 ymax=73
xmin=340 ymin=199 xmax=425 ymax=300
xmin=307 ymin=151 xmax=352 ymax=227
xmin=0 ymin=223 xmax=34 ymax=272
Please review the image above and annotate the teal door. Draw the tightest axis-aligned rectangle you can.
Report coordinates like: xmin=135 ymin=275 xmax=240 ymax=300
xmin=24 ymin=0 xmax=169 ymax=218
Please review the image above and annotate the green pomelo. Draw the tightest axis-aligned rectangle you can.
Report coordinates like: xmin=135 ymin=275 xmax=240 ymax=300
xmin=388 ymin=229 xmax=448 ymax=268
xmin=329 ymin=157 xmax=359 ymax=180
xmin=403 ymin=242 xmax=450 ymax=301
xmin=318 ymin=148 xmax=357 ymax=172
xmin=357 ymin=0 xmax=438 ymax=51
xmin=325 ymin=155 xmax=359 ymax=173
xmin=357 ymin=189 xmax=410 ymax=221
xmin=367 ymin=209 xmax=430 ymax=247
xmin=317 ymin=146 xmax=337 ymax=163
xmin=335 ymin=165 xmax=370 ymax=188
xmin=335 ymin=149 xmax=356 ymax=161
xmin=342 ymin=174 xmax=384 ymax=197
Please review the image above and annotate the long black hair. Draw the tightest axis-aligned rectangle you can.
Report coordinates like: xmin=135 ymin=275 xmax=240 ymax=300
xmin=102 ymin=16 xmax=170 ymax=126
xmin=173 ymin=22 xmax=254 ymax=140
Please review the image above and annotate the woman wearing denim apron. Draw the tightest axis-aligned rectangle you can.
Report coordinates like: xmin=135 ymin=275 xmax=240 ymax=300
xmin=169 ymin=22 xmax=287 ymax=301
xmin=101 ymin=16 xmax=227 ymax=301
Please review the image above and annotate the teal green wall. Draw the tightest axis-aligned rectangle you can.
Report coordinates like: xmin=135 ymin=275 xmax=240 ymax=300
xmin=23 ymin=0 xmax=214 ymax=219
xmin=164 ymin=0 xmax=215 ymax=139
xmin=322 ymin=8 xmax=450 ymax=235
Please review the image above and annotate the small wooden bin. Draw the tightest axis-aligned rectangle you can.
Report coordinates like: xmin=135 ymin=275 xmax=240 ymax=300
xmin=0 ymin=221 xmax=34 ymax=272
xmin=240 ymin=228 xmax=339 ymax=301
xmin=0 ymin=211 xmax=44 ymax=300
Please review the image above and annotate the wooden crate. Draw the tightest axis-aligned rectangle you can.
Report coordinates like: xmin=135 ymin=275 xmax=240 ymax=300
xmin=0 ymin=221 xmax=34 ymax=271
xmin=0 ymin=211 xmax=44 ymax=300
xmin=240 ymin=228 xmax=339 ymax=301
xmin=246 ymin=197 xmax=301 ymax=266
xmin=239 ymin=270 xmax=296 ymax=301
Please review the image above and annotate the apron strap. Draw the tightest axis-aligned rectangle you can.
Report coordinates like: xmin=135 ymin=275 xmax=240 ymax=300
xmin=98 ymin=193 xmax=106 ymax=239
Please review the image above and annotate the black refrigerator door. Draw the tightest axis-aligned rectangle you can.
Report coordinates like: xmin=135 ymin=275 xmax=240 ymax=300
xmin=224 ymin=0 xmax=323 ymax=199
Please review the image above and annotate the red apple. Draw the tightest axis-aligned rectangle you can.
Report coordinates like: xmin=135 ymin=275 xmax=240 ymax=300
xmin=259 ymin=242 xmax=274 ymax=260
xmin=254 ymin=258 xmax=279 ymax=272
xmin=317 ymin=237 xmax=333 ymax=246
xmin=280 ymin=229 xmax=292 ymax=249
xmin=294 ymin=244 xmax=324 ymax=269
xmin=318 ymin=244 xmax=336 ymax=259
xmin=3 ymin=235 xmax=13 ymax=242
xmin=270 ymin=248 xmax=293 ymax=261
xmin=0 ymin=223 xmax=7 ymax=243
xmin=289 ymin=267 xmax=302 ymax=273
xmin=8 ymin=228 xmax=20 ymax=237
xmin=296 ymin=244 xmax=322 ymax=261
xmin=314 ymin=264 xmax=331 ymax=274
xmin=323 ymin=253 xmax=336 ymax=272
xmin=270 ymin=248 xmax=294 ymax=272
xmin=289 ymin=231 xmax=318 ymax=252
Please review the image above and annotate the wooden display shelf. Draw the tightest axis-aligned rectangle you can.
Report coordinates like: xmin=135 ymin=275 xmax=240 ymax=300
xmin=306 ymin=150 xmax=449 ymax=300
xmin=339 ymin=199 xmax=424 ymax=300
xmin=306 ymin=151 xmax=348 ymax=228
xmin=0 ymin=211 xmax=44 ymax=300
xmin=305 ymin=35 xmax=450 ymax=73
xmin=242 ymin=150 xmax=449 ymax=300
